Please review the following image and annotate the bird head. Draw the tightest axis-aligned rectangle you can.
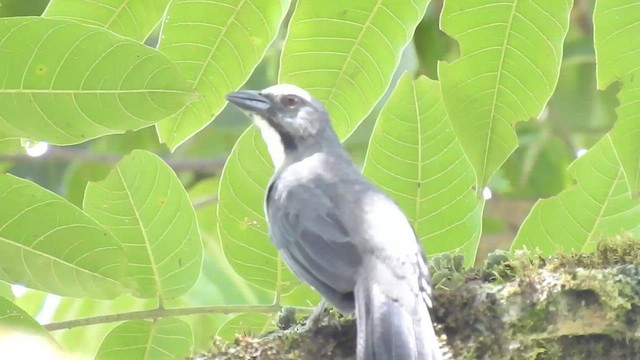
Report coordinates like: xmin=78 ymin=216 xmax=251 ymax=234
xmin=226 ymin=84 xmax=340 ymax=168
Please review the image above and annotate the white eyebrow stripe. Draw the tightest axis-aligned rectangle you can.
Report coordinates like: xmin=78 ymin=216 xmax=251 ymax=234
xmin=261 ymin=84 xmax=313 ymax=102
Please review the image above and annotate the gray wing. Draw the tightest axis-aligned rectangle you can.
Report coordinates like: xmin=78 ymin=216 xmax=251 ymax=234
xmin=268 ymin=182 xmax=363 ymax=311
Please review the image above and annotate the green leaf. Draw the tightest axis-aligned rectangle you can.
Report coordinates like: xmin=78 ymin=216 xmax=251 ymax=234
xmin=43 ymin=0 xmax=170 ymax=41
xmin=13 ymin=289 xmax=48 ymax=317
xmin=609 ymin=84 xmax=640 ymax=198
xmin=215 ymin=313 xmax=275 ymax=341
xmin=439 ymin=0 xmax=572 ymax=187
xmin=0 ymin=0 xmax=48 ymax=16
xmin=363 ymin=73 xmax=483 ymax=264
xmin=84 ymin=150 xmax=202 ymax=300
xmin=217 ymin=128 xmax=315 ymax=303
xmin=512 ymin=135 xmax=640 ymax=254
xmin=0 ymin=281 xmax=12 ymax=300
xmin=594 ymin=0 xmax=640 ymax=87
xmin=156 ymin=0 xmax=290 ymax=150
xmin=280 ymin=0 xmax=430 ymax=139
xmin=95 ymin=318 xmax=193 ymax=360
xmin=188 ymin=178 xmax=263 ymax=305
xmin=594 ymin=0 xmax=640 ymax=197
xmin=0 ymin=296 xmax=53 ymax=340
xmin=0 ymin=174 xmax=127 ymax=298
xmin=0 ymin=17 xmax=195 ymax=145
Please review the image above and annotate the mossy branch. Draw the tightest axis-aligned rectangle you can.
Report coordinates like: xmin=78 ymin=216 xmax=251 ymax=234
xmin=196 ymin=236 xmax=640 ymax=360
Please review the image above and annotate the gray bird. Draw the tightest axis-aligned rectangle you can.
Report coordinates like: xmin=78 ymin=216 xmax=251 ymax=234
xmin=226 ymin=84 xmax=443 ymax=360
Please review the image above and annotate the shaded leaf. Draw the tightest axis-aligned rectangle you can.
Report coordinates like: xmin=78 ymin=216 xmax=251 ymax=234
xmin=156 ymin=0 xmax=290 ymax=150
xmin=594 ymin=0 xmax=640 ymax=197
xmin=280 ymin=0 xmax=430 ymax=139
xmin=439 ymin=0 xmax=572 ymax=187
xmin=84 ymin=150 xmax=202 ymax=300
xmin=363 ymin=73 xmax=483 ymax=264
xmin=0 ymin=296 xmax=54 ymax=342
xmin=44 ymin=0 xmax=170 ymax=41
xmin=512 ymin=135 xmax=640 ymax=254
xmin=95 ymin=318 xmax=192 ymax=360
xmin=0 ymin=17 xmax=195 ymax=145
xmin=0 ymin=174 xmax=127 ymax=298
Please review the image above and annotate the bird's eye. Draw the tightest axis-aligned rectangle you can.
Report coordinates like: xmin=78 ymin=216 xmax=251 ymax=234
xmin=280 ymin=95 xmax=300 ymax=108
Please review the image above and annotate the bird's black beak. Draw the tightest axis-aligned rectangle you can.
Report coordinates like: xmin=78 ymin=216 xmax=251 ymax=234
xmin=226 ymin=90 xmax=271 ymax=114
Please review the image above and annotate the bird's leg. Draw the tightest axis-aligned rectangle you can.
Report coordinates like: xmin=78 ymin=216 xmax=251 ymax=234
xmin=305 ymin=298 xmax=327 ymax=329
xmin=305 ymin=298 xmax=342 ymax=330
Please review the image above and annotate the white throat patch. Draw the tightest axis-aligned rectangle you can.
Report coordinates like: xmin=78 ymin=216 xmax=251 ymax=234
xmin=252 ymin=114 xmax=285 ymax=170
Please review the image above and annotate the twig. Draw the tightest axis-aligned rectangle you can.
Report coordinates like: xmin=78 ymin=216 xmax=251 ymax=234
xmin=0 ymin=147 xmax=227 ymax=175
xmin=44 ymin=304 xmax=312 ymax=331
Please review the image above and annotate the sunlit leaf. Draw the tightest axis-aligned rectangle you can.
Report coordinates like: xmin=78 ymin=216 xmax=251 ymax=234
xmin=363 ymin=73 xmax=483 ymax=264
xmin=188 ymin=178 xmax=263 ymax=305
xmin=44 ymin=0 xmax=170 ymax=41
xmin=0 ymin=174 xmax=127 ymax=298
xmin=594 ymin=0 xmax=640 ymax=197
xmin=439 ymin=0 xmax=572 ymax=187
xmin=0 ymin=17 xmax=195 ymax=145
xmin=215 ymin=313 xmax=275 ymax=341
xmin=84 ymin=150 xmax=202 ymax=300
xmin=156 ymin=0 xmax=290 ymax=150
xmin=512 ymin=135 xmax=640 ymax=254
xmin=280 ymin=0 xmax=430 ymax=139
xmin=217 ymin=128 xmax=318 ymax=305
xmin=95 ymin=318 xmax=192 ymax=360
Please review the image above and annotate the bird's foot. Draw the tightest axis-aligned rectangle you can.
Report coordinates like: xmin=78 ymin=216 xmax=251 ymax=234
xmin=305 ymin=299 xmax=341 ymax=330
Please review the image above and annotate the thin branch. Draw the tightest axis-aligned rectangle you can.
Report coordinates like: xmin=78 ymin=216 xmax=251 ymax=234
xmin=44 ymin=304 xmax=313 ymax=331
xmin=0 ymin=147 xmax=227 ymax=175
xmin=193 ymin=195 xmax=219 ymax=209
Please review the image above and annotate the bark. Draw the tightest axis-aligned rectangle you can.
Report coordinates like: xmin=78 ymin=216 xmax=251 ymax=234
xmin=195 ymin=236 xmax=640 ymax=360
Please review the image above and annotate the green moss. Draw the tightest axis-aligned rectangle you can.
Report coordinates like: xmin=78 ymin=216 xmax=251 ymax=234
xmin=198 ymin=235 xmax=640 ymax=360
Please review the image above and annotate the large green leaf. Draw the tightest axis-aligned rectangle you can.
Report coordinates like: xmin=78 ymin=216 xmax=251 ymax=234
xmin=363 ymin=73 xmax=483 ymax=264
xmin=594 ymin=0 xmax=640 ymax=197
xmin=512 ymin=135 xmax=640 ymax=254
xmin=43 ymin=0 xmax=170 ymax=41
xmin=439 ymin=0 xmax=572 ymax=187
xmin=217 ymin=128 xmax=318 ymax=304
xmin=0 ymin=296 xmax=53 ymax=341
xmin=156 ymin=0 xmax=290 ymax=150
xmin=280 ymin=0 xmax=430 ymax=139
xmin=84 ymin=150 xmax=202 ymax=300
xmin=0 ymin=282 xmax=12 ymax=300
xmin=95 ymin=318 xmax=193 ymax=360
xmin=0 ymin=17 xmax=195 ymax=145
xmin=188 ymin=178 xmax=263 ymax=305
xmin=0 ymin=175 xmax=127 ymax=298
xmin=216 ymin=128 xmax=296 ymax=292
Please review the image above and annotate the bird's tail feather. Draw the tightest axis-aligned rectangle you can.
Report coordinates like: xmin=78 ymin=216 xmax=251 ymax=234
xmin=355 ymin=276 xmax=443 ymax=360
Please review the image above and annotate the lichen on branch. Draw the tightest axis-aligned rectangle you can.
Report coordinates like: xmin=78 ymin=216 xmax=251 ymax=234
xmin=196 ymin=235 xmax=640 ymax=360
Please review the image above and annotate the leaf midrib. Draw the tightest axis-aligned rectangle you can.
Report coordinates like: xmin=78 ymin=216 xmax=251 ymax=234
xmin=483 ymin=0 xmax=519 ymax=185
xmin=117 ymin=166 xmax=164 ymax=302
xmin=0 ymin=236 xmax=121 ymax=288
xmin=325 ymin=0 xmax=382 ymax=127
xmin=412 ymin=81 xmax=423 ymax=233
